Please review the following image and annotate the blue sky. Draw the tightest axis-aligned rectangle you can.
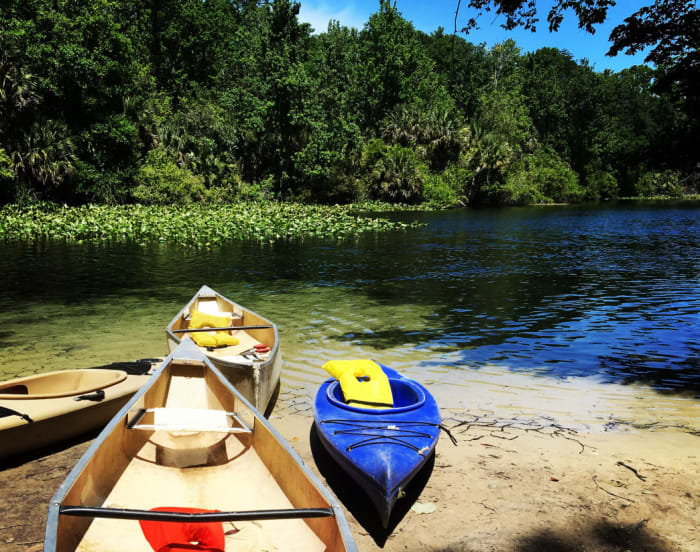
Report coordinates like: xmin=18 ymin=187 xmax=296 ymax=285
xmin=297 ymin=0 xmax=651 ymax=73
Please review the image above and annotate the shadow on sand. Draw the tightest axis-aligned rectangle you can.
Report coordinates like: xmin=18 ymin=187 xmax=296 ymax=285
xmin=0 ymin=428 xmax=97 ymax=470
xmin=515 ymin=519 xmax=674 ymax=552
xmin=436 ymin=519 xmax=674 ymax=552
xmin=309 ymin=422 xmax=435 ymax=548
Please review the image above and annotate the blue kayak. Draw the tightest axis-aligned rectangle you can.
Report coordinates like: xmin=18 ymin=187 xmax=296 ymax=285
xmin=313 ymin=363 xmax=441 ymax=527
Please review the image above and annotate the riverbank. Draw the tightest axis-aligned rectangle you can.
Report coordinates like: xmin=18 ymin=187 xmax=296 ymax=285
xmin=2 ymin=389 xmax=697 ymax=552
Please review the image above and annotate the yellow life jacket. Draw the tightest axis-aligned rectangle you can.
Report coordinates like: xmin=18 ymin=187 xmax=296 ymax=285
xmin=188 ymin=310 xmax=240 ymax=348
xmin=322 ymin=359 xmax=393 ymax=409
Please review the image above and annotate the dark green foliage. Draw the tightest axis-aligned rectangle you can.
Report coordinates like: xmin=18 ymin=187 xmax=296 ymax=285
xmin=381 ymin=103 xmax=464 ymax=171
xmin=608 ymin=0 xmax=699 ymax=116
xmin=0 ymin=0 xmax=696 ymax=209
xmin=608 ymin=1 xmax=700 ymax=176
xmin=355 ymin=1 xmax=448 ymax=133
xmin=295 ymin=22 xmax=365 ymax=202
xmin=586 ymin=169 xmax=619 ymax=200
xmin=634 ymin=170 xmax=684 ymax=198
xmin=418 ymin=27 xmax=489 ymax=117
xmin=461 ymin=0 xmax=700 ymax=181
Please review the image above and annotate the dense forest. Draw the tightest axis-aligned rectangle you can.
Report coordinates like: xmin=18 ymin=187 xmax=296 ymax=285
xmin=1 ymin=0 xmax=698 ymax=207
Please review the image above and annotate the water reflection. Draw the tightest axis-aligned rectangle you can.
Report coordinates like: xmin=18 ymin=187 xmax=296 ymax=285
xmin=0 ymin=202 xmax=698 ymax=409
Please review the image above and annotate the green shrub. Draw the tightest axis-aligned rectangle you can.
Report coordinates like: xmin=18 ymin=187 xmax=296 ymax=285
xmin=0 ymin=149 xmax=13 ymax=181
xmin=202 ymin=183 xmax=238 ymax=204
xmin=497 ymin=172 xmax=549 ymax=205
xmin=634 ymin=170 xmax=683 ymax=197
xmin=543 ymin=170 xmax=583 ymax=203
xmin=361 ymin=139 xmax=389 ymax=170
xmin=422 ymin=164 xmax=469 ymax=207
xmin=585 ymin=170 xmax=619 ymax=200
xmin=237 ymin=178 xmax=274 ymax=202
xmin=132 ymin=148 xmax=206 ymax=205
xmin=496 ymin=147 xmax=582 ymax=205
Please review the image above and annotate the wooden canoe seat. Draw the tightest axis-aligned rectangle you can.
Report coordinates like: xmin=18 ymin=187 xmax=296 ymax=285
xmin=127 ymin=407 xmax=252 ymax=434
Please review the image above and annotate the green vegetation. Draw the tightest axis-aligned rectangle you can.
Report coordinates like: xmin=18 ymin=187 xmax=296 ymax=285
xmin=0 ymin=201 xmax=420 ymax=246
xmin=1 ymin=0 xmax=698 ymax=212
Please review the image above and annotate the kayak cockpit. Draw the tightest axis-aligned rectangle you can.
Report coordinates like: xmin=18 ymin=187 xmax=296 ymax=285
xmin=326 ymin=377 xmax=427 ymax=414
xmin=0 ymin=369 xmax=127 ymax=400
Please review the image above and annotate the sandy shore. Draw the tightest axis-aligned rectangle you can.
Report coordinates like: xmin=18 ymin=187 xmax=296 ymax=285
xmin=1 ymin=384 xmax=698 ymax=552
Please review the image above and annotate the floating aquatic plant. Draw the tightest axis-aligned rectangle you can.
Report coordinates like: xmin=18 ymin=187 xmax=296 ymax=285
xmin=0 ymin=202 xmax=424 ymax=247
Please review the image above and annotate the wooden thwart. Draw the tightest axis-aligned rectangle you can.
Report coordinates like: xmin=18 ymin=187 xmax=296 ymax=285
xmin=126 ymin=407 xmax=252 ymax=434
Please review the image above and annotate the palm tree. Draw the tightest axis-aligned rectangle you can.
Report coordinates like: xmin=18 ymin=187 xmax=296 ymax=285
xmin=380 ymin=105 xmax=419 ymax=147
xmin=11 ymin=121 xmax=76 ymax=194
xmin=462 ymin=122 xmax=515 ymax=202
xmin=424 ymin=105 xmax=463 ymax=170
xmin=0 ymin=62 xmax=40 ymax=125
xmin=370 ymin=145 xmax=424 ymax=203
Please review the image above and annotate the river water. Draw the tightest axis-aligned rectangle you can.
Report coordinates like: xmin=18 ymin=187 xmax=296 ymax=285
xmin=1 ymin=201 xmax=698 ymax=429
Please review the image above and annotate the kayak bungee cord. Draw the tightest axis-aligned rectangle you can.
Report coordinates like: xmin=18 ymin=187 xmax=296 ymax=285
xmin=345 ymin=434 xmax=430 ymax=454
xmin=320 ymin=419 xmax=457 ymax=453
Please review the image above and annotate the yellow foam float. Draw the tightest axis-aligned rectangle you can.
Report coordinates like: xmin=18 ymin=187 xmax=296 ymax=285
xmin=188 ymin=310 xmax=240 ymax=348
xmin=322 ymin=359 xmax=393 ymax=409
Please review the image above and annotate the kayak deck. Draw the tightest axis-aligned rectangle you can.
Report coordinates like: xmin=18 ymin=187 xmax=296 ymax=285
xmin=0 ymin=372 xmax=150 ymax=459
xmin=313 ymin=363 xmax=441 ymax=527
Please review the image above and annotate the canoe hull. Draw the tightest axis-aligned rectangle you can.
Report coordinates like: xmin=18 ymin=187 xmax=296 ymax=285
xmin=45 ymin=339 xmax=356 ymax=552
xmin=313 ymin=364 xmax=440 ymax=527
xmin=0 ymin=370 xmax=149 ymax=461
xmin=165 ymin=285 xmax=281 ymax=412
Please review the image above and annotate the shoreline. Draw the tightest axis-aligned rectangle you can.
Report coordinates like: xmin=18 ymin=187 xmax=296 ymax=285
xmin=1 ymin=385 xmax=698 ymax=552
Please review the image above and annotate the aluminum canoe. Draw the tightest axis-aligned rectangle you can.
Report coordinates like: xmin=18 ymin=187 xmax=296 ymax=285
xmin=165 ymin=284 xmax=282 ymax=413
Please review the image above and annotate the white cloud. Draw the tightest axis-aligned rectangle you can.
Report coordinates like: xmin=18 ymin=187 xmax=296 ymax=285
xmin=297 ymin=1 xmax=367 ymax=34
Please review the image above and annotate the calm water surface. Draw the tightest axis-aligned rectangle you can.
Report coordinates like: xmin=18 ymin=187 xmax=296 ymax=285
xmin=1 ymin=201 xmax=698 ymax=426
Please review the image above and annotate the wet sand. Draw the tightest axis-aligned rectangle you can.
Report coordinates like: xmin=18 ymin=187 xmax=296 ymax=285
xmin=1 ymin=378 xmax=698 ymax=552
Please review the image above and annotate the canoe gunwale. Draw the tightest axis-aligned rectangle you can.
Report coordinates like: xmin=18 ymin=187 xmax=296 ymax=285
xmin=44 ymin=340 xmax=357 ymax=552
